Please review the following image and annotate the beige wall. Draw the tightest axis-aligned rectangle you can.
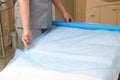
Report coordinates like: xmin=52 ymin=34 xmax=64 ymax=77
xmin=55 ymin=0 xmax=74 ymax=21
xmin=54 ymin=0 xmax=86 ymax=22
xmin=74 ymin=0 xmax=86 ymax=22
xmin=74 ymin=0 xmax=120 ymax=26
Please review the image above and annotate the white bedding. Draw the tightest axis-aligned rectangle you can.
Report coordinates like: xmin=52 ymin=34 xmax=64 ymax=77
xmin=0 ymin=55 xmax=102 ymax=80
xmin=0 ymin=27 xmax=120 ymax=80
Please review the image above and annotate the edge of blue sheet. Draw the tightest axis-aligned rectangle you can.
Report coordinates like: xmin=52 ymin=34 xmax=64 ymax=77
xmin=52 ymin=21 xmax=120 ymax=32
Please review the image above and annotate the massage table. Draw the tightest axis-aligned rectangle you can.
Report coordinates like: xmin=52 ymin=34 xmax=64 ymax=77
xmin=0 ymin=21 xmax=120 ymax=80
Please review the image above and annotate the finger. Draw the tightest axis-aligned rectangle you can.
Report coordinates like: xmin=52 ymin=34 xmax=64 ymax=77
xmin=65 ymin=18 xmax=69 ymax=24
xmin=25 ymin=37 xmax=30 ymax=44
xmin=27 ymin=32 xmax=32 ymax=43
xmin=70 ymin=17 xmax=73 ymax=22
xmin=22 ymin=38 xmax=28 ymax=49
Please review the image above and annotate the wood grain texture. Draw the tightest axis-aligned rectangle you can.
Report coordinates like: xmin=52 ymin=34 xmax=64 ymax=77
xmin=74 ymin=0 xmax=86 ymax=22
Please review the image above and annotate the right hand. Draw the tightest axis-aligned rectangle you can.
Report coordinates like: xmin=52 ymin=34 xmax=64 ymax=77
xmin=22 ymin=30 xmax=32 ymax=49
xmin=63 ymin=12 xmax=73 ymax=23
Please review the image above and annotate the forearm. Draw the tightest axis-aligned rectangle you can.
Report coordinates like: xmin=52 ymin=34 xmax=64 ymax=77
xmin=52 ymin=0 xmax=67 ymax=16
xmin=18 ymin=0 xmax=30 ymax=32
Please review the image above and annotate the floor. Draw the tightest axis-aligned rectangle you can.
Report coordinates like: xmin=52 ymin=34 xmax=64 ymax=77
xmin=0 ymin=59 xmax=4 ymax=71
xmin=0 ymin=44 xmax=16 ymax=71
xmin=0 ymin=53 xmax=14 ymax=71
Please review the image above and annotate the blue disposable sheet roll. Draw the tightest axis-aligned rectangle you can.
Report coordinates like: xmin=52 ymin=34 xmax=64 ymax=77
xmin=52 ymin=21 xmax=120 ymax=32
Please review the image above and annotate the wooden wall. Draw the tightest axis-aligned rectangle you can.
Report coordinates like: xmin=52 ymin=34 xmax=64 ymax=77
xmin=55 ymin=0 xmax=74 ymax=21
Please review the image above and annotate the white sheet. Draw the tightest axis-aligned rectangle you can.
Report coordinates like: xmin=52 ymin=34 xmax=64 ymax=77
xmin=0 ymin=27 xmax=120 ymax=80
xmin=0 ymin=55 xmax=102 ymax=80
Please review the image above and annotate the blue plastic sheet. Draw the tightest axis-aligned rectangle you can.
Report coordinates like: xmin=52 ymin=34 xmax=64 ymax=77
xmin=1 ymin=21 xmax=120 ymax=80
xmin=52 ymin=21 xmax=120 ymax=32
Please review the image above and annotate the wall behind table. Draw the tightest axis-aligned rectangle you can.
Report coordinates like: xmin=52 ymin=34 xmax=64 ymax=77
xmin=55 ymin=0 xmax=74 ymax=21
xmin=74 ymin=0 xmax=120 ymax=26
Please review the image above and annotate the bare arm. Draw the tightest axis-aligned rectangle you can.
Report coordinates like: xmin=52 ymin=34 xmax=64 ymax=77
xmin=18 ymin=0 xmax=31 ymax=49
xmin=52 ymin=0 xmax=73 ymax=22
xmin=19 ymin=0 xmax=30 ymax=31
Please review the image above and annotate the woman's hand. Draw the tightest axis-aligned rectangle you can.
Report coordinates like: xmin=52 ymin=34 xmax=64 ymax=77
xmin=22 ymin=30 xmax=32 ymax=49
xmin=19 ymin=0 xmax=31 ymax=49
xmin=63 ymin=12 xmax=73 ymax=23
xmin=52 ymin=0 xmax=73 ymax=23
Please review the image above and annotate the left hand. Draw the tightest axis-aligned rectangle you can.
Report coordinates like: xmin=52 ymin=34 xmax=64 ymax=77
xmin=63 ymin=12 xmax=73 ymax=23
